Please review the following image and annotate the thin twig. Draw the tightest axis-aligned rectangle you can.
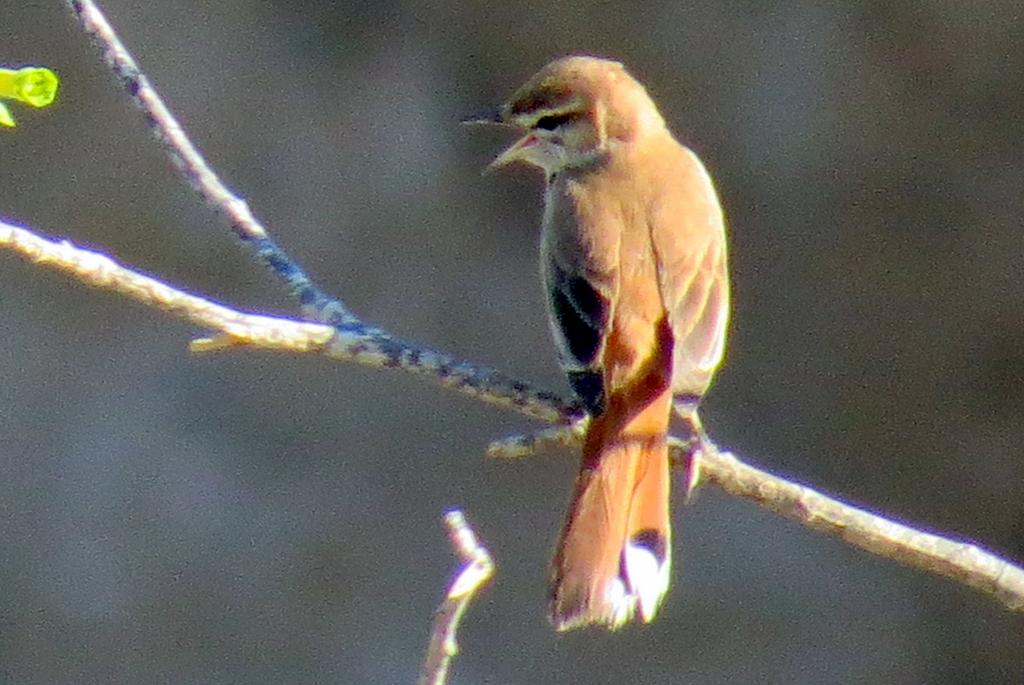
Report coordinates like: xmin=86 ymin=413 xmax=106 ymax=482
xmin=65 ymin=0 xmax=351 ymax=325
xmin=0 ymin=220 xmax=335 ymax=352
xmin=419 ymin=511 xmax=494 ymax=685
xmin=487 ymin=421 xmax=587 ymax=459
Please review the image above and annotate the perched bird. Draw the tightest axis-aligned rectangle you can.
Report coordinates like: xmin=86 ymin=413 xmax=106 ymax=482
xmin=469 ymin=56 xmax=730 ymax=630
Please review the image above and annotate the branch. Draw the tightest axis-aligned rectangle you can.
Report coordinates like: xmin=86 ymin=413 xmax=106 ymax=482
xmin=5 ymin=217 xmax=1023 ymax=614
xmin=0 ymin=220 xmax=335 ymax=353
xmin=0 ymin=219 xmax=570 ymax=422
xmin=419 ymin=511 xmax=494 ymax=685
xmin=695 ymin=443 xmax=1024 ymax=611
xmin=488 ymin=427 xmax=1024 ymax=612
xmin=3 ymin=0 xmax=996 ymax=628
xmin=66 ymin=0 xmax=578 ymax=424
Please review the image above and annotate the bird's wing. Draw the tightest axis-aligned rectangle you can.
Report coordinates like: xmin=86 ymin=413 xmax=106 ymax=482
xmin=541 ymin=178 xmax=619 ymax=415
xmin=650 ymin=146 xmax=730 ymax=399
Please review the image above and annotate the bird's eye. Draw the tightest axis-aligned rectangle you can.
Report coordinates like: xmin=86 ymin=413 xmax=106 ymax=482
xmin=534 ymin=113 xmax=575 ymax=131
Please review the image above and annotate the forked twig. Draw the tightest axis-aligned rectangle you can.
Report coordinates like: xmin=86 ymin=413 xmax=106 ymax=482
xmin=419 ymin=511 xmax=495 ymax=685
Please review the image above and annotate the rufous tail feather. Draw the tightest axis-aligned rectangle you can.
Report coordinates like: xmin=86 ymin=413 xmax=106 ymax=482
xmin=549 ymin=388 xmax=673 ymax=630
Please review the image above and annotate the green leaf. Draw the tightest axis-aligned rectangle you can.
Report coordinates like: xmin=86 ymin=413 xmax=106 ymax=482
xmin=0 ymin=102 xmax=14 ymax=127
xmin=15 ymin=67 xmax=59 ymax=108
xmin=0 ymin=66 xmax=59 ymax=129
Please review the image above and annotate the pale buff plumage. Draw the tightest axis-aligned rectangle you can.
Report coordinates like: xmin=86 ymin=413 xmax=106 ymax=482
xmin=470 ymin=56 xmax=729 ymax=630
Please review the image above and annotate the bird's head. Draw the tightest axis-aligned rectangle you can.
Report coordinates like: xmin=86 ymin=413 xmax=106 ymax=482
xmin=465 ymin=55 xmax=666 ymax=175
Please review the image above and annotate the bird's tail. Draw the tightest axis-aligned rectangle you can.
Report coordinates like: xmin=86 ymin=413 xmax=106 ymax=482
xmin=549 ymin=387 xmax=673 ymax=630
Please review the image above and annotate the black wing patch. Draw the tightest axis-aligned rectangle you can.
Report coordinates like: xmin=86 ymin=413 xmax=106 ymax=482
xmin=566 ymin=370 xmax=605 ymax=416
xmin=550 ymin=272 xmax=605 ymax=365
xmin=547 ymin=262 xmax=609 ymax=415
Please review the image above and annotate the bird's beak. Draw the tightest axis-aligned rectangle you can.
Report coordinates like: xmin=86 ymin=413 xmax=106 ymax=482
xmin=460 ymin=106 xmax=536 ymax=172
xmin=459 ymin=106 xmax=505 ymax=126
xmin=487 ymin=133 xmax=540 ymax=172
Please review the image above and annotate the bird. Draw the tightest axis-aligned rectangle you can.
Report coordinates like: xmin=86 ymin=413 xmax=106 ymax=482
xmin=467 ymin=56 xmax=730 ymax=631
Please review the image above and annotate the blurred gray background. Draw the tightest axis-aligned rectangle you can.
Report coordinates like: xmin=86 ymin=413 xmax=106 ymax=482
xmin=3 ymin=1 xmax=1023 ymax=683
